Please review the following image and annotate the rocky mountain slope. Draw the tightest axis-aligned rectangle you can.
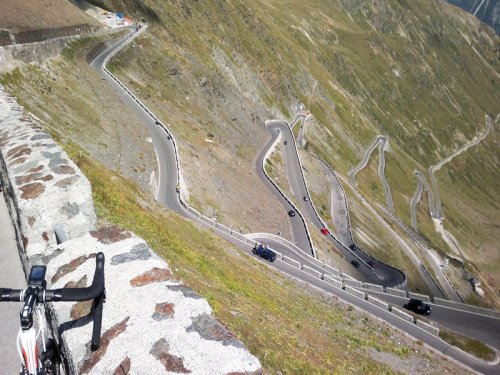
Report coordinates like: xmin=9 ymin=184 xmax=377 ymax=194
xmin=82 ymin=0 xmax=499 ymax=306
xmin=447 ymin=0 xmax=500 ymax=34
xmin=0 ymin=0 xmax=497 ymax=372
xmin=3 ymin=0 xmax=499 ymax=305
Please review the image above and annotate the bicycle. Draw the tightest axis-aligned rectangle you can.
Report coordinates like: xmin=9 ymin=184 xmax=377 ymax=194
xmin=1 ymin=252 xmax=106 ymax=375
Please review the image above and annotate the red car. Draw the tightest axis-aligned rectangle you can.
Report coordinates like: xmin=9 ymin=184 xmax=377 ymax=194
xmin=320 ymin=228 xmax=329 ymax=235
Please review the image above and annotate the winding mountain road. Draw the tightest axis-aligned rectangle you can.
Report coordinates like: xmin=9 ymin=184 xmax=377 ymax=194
xmin=410 ymin=171 xmax=436 ymax=230
xmin=428 ymin=115 xmax=492 ymax=219
xmin=90 ymin=27 xmax=500 ymax=374
xmin=348 ymin=135 xmax=394 ymax=212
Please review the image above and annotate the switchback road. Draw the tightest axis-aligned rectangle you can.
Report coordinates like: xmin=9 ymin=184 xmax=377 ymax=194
xmin=90 ymin=27 xmax=500 ymax=374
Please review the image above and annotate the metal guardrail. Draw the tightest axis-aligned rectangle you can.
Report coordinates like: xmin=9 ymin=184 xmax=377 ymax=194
xmin=100 ymin=27 xmax=497 ymax=323
xmin=306 ymin=153 xmax=406 ymax=287
xmin=260 ymin=123 xmax=316 ymax=257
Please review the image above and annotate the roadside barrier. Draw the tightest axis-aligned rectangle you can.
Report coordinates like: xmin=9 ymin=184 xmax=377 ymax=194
xmin=433 ymin=298 xmax=500 ymax=318
xmin=302 ymin=264 xmax=323 ymax=279
xmin=363 ymin=283 xmax=384 ymax=293
xmin=386 ymin=287 xmax=408 ymax=298
xmin=343 ymin=279 xmax=363 ymax=288
xmin=415 ymin=319 xmax=440 ymax=336
xmin=408 ymin=292 xmax=430 ymax=302
xmin=323 ymin=275 xmax=343 ymax=289
xmin=390 ymin=307 xmax=415 ymax=323
xmin=323 ymin=264 xmax=340 ymax=276
xmin=366 ymin=295 xmax=390 ymax=310
xmin=282 ymin=255 xmax=301 ymax=269
xmin=307 ymin=256 xmax=324 ymax=268
xmin=325 ymin=273 xmax=342 ymax=282
xmin=344 ymin=285 xmax=366 ymax=300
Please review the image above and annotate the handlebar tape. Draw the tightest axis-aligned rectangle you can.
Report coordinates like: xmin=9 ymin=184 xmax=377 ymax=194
xmin=53 ymin=252 xmax=105 ymax=301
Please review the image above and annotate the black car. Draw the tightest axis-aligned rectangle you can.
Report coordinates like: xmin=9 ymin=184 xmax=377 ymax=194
xmin=349 ymin=244 xmax=356 ymax=250
xmin=350 ymin=260 xmax=360 ymax=268
xmin=303 ymin=196 xmax=309 ymax=201
xmin=367 ymin=260 xmax=376 ymax=268
xmin=404 ymin=299 xmax=431 ymax=316
xmin=288 ymin=210 xmax=296 ymax=217
xmin=284 ymin=140 xmax=288 ymax=145
xmin=252 ymin=245 xmax=277 ymax=262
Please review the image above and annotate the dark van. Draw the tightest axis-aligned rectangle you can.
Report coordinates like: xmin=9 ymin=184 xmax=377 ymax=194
xmin=253 ymin=244 xmax=277 ymax=262
xmin=404 ymin=299 xmax=431 ymax=316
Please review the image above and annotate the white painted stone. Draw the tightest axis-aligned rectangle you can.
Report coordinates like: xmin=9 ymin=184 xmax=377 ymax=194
xmin=0 ymin=89 xmax=261 ymax=373
xmin=46 ymin=234 xmax=261 ymax=374
xmin=0 ymin=89 xmax=96 ymax=256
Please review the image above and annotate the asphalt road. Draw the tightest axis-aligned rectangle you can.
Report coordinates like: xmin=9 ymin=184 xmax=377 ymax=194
xmin=262 ymin=120 xmax=405 ymax=287
xmin=254 ymin=121 xmax=313 ymax=254
xmin=367 ymin=291 xmax=500 ymax=351
xmin=91 ymin=28 xmax=500 ymax=374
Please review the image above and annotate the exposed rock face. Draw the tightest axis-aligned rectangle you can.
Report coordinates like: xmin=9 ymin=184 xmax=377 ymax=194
xmin=0 ymin=86 xmax=96 ymax=256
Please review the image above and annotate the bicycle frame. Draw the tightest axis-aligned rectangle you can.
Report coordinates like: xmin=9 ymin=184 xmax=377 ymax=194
xmin=1 ymin=252 xmax=106 ymax=375
xmin=18 ymin=326 xmax=40 ymax=375
xmin=17 ymin=290 xmax=50 ymax=375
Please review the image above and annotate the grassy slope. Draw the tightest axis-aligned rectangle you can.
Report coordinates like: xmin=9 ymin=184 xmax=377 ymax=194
xmin=100 ymin=0 xmax=499 ymax=303
xmin=1 ymin=31 xmax=473 ymax=374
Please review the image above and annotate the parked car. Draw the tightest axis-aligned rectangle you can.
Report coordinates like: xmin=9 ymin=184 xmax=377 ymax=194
xmin=303 ymin=195 xmax=309 ymax=201
xmin=350 ymin=260 xmax=360 ymax=268
xmin=404 ymin=299 xmax=431 ymax=316
xmin=252 ymin=244 xmax=277 ymax=262
xmin=367 ymin=260 xmax=376 ymax=268
xmin=320 ymin=228 xmax=329 ymax=235
xmin=288 ymin=210 xmax=296 ymax=217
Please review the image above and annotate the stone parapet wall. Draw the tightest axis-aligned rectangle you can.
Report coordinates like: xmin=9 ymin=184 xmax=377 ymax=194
xmin=47 ymin=232 xmax=261 ymax=374
xmin=0 ymin=88 xmax=96 ymax=256
xmin=0 ymin=87 xmax=261 ymax=374
xmin=1 ymin=24 xmax=98 ymax=46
